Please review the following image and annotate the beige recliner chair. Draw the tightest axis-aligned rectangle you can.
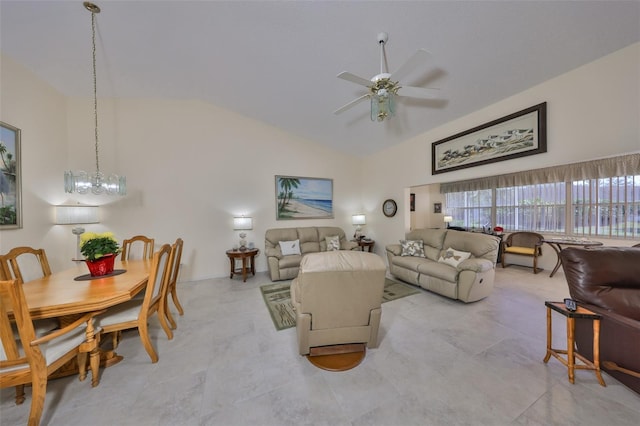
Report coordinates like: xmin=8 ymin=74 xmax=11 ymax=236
xmin=290 ymin=251 xmax=387 ymax=355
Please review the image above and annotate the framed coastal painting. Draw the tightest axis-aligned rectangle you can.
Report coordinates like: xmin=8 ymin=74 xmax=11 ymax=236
xmin=432 ymin=102 xmax=547 ymax=175
xmin=275 ymin=175 xmax=333 ymax=220
xmin=0 ymin=121 xmax=22 ymax=229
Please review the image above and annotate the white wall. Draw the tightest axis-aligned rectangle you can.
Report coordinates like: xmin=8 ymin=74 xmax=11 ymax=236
xmin=0 ymin=56 xmax=72 ymax=269
xmin=1 ymin=54 xmax=363 ymax=280
xmin=363 ymin=43 xmax=640 ymax=270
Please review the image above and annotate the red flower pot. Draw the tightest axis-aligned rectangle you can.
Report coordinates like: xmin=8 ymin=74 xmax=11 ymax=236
xmin=85 ymin=253 xmax=116 ymax=277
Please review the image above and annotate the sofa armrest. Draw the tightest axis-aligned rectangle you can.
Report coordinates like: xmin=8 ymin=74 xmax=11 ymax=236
xmin=342 ymin=240 xmax=359 ymax=251
xmin=458 ymin=258 xmax=493 ymax=273
xmin=265 ymin=246 xmax=282 ymax=259
xmin=386 ymin=244 xmax=402 ymax=256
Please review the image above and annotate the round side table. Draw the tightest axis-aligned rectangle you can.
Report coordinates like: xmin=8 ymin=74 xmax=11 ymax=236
xmin=355 ymin=239 xmax=375 ymax=252
xmin=226 ymin=248 xmax=259 ymax=282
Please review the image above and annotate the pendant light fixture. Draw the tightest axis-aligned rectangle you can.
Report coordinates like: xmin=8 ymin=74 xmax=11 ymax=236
xmin=64 ymin=2 xmax=126 ymax=196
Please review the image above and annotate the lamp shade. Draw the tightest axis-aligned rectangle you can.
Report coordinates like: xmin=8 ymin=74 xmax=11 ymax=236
xmin=443 ymin=215 xmax=453 ymax=223
xmin=233 ymin=217 xmax=253 ymax=230
xmin=352 ymin=214 xmax=366 ymax=226
xmin=55 ymin=205 xmax=99 ymax=224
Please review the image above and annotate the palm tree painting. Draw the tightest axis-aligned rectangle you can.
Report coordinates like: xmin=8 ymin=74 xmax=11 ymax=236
xmin=0 ymin=121 xmax=21 ymax=229
xmin=275 ymin=176 xmax=333 ymax=220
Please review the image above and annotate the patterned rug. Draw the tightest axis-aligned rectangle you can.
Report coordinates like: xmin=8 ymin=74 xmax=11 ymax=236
xmin=260 ymin=278 xmax=420 ymax=331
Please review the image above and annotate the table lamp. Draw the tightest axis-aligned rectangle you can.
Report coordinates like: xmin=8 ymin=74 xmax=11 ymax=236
xmin=233 ymin=216 xmax=253 ymax=250
xmin=352 ymin=214 xmax=366 ymax=239
xmin=444 ymin=215 xmax=453 ymax=228
xmin=55 ymin=204 xmax=100 ymax=260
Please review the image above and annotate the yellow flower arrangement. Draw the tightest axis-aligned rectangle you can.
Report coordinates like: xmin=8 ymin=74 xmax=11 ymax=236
xmin=80 ymin=231 xmax=120 ymax=261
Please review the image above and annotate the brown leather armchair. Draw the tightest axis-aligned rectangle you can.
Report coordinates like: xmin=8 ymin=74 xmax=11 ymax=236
xmin=290 ymin=251 xmax=386 ymax=355
xmin=560 ymin=246 xmax=640 ymax=394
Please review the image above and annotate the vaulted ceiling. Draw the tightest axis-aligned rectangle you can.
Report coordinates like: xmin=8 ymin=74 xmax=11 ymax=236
xmin=1 ymin=1 xmax=638 ymax=157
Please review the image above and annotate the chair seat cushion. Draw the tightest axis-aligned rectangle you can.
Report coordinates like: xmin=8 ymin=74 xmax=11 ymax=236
xmin=2 ymin=325 xmax=95 ymax=370
xmin=96 ymin=299 xmax=142 ymax=327
xmin=505 ymin=246 xmax=536 ymax=256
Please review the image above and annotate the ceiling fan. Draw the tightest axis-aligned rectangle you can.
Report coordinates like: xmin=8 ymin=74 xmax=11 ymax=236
xmin=334 ymin=32 xmax=440 ymax=122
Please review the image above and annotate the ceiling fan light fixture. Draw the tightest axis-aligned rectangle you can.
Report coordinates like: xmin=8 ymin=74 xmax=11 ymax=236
xmin=64 ymin=2 xmax=126 ymax=196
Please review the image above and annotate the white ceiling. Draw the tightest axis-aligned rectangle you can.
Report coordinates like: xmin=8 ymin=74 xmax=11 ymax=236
xmin=1 ymin=1 xmax=639 ymax=157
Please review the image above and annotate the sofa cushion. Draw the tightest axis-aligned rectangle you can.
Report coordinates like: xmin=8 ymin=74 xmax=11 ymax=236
xmin=442 ymin=230 xmax=499 ymax=263
xmin=438 ymin=248 xmax=471 ymax=268
xmin=391 ymin=254 xmax=431 ymax=272
xmin=297 ymin=227 xmax=320 ymax=254
xmin=417 ymin=261 xmax=458 ymax=282
xmin=406 ymin=229 xmax=447 ymax=261
xmin=279 ymin=239 xmax=301 ymax=256
xmin=400 ymin=240 xmax=426 ymax=257
xmin=326 ymin=235 xmax=340 ymax=251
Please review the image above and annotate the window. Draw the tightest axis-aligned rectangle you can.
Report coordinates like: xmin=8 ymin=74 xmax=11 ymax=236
xmin=445 ymin=190 xmax=491 ymax=229
xmin=496 ymin=183 xmax=566 ymax=232
xmin=573 ymin=176 xmax=640 ymax=238
xmin=440 ymin=153 xmax=639 ymax=239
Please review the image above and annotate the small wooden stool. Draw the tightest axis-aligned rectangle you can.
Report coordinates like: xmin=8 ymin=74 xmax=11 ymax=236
xmin=543 ymin=301 xmax=605 ymax=386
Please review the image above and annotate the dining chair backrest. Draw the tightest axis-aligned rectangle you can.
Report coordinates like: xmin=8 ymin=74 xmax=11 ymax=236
xmin=0 ymin=256 xmax=10 ymax=281
xmin=169 ymin=238 xmax=183 ymax=289
xmin=1 ymin=247 xmax=52 ymax=284
xmin=142 ymin=244 xmax=172 ymax=315
xmin=121 ymin=235 xmax=155 ymax=261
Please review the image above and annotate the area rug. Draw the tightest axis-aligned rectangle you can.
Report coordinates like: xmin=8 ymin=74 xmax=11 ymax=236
xmin=260 ymin=278 xmax=420 ymax=331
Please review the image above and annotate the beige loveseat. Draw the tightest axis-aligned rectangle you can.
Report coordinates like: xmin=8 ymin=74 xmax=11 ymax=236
xmin=264 ymin=226 xmax=358 ymax=281
xmin=290 ymin=251 xmax=386 ymax=355
xmin=386 ymin=228 xmax=499 ymax=303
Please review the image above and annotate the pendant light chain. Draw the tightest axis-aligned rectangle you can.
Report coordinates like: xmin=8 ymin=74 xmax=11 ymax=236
xmin=63 ymin=2 xmax=126 ymax=196
xmin=91 ymin=10 xmax=100 ymax=175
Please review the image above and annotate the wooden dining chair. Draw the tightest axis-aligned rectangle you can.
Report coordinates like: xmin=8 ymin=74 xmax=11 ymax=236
xmin=97 ymin=244 xmax=173 ymax=363
xmin=1 ymin=247 xmax=52 ymax=285
xmin=1 ymin=247 xmax=59 ymax=405
xmin=120 ymin=235 xmax=155 ymax=261
xmin=164 ymin=238 xmax=184 ymax=330
xmin=0 ymin=279 xmax=102 ymax=426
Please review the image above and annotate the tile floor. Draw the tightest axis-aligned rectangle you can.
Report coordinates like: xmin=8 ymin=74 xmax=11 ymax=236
xmin=2 ymin=266 xmax=639 ymax=425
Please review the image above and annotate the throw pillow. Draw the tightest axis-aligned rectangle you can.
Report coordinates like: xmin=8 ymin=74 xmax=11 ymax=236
xmin=326 ymin=235 xmax=341 ymax=251
xmin=438 ymin=247 xmax=471 ymax=267
xmin=279 ymin=239 xmax=301 ymax=256
xmin=400 ymin=240 xmax=426 ymax=257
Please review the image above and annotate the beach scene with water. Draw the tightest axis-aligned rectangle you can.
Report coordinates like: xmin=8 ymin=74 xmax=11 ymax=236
xmin=276 ymin=176 xmax=333 ymax=219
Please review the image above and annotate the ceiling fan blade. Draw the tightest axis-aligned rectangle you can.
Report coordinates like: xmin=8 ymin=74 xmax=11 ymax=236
xmin=397 ymin=85 xmax=440 ymax=99
xmin=337 ymin=71 xmax=372 ymax=87
xmin=389 ymin=49 xmax=430 ymax=82
xmin=334 ymin=94 xmax=370 ymax=115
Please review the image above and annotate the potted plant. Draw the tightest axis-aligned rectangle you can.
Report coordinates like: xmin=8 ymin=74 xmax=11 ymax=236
xmin=80 ymin=231 xmax=121 ymax=276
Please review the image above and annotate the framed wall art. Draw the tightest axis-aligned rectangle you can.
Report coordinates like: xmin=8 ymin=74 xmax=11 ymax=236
xmin=275 ymin=175 xmax=333 ymax=220
xmin=433 ymin=202 xmax=442 ymax=214
xmin=432 ymin=102 xmax=547 ymax=175
xmin=410 ymin=193 xmax=415 ymax=212
xmin=0 ymin=121 xmax=22 ymax=229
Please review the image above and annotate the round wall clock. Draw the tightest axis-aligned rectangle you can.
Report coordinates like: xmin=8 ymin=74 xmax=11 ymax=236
xmin=382 ymin=199 xmax=397 ymax=217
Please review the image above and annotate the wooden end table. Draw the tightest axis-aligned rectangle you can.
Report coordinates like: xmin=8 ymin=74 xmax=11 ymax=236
xmin=226 ymin=248 xmax=259 ymax=282
xmin=354 ymin=239 xmax=375 ymax=252
xmin=543 ymin=301 xmax=605 ymax=386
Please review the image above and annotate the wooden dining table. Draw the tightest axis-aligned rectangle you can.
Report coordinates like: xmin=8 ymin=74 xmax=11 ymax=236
xmin=19 ymin=258 xmax=151 ymax=386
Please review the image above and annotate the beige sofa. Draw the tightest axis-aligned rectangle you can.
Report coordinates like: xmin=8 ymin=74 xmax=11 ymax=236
xmin=290 ymin=251 xmax=386 ymax=355
xmin=264 ymin=226 xmax=358 ymax=281
xmin=386 ymin=228 xmax=499 ymax=303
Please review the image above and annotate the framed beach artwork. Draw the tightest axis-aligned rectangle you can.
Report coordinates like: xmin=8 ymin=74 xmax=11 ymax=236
xmin=0 ymin=121 xmax=22 ymax=229
xmin=432 ymin=102 xmax=547 ymax=175
xmin=275 ymin=175 xmax=333 ymax=220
